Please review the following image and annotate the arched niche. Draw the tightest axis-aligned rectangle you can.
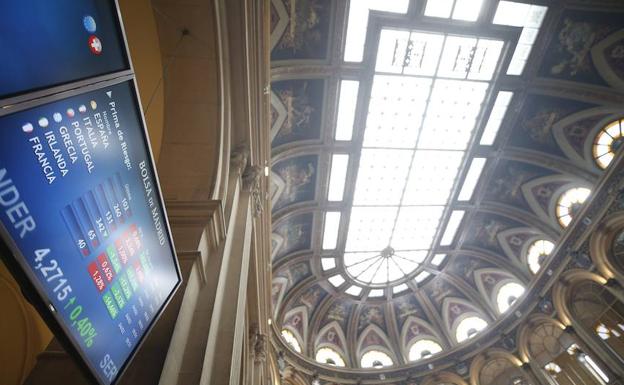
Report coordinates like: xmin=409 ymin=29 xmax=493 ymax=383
xmin=590 ymin=212 xmax=624 ymax=284
xmin=553 ymin=272 xmax=624 ymax=378
xmin=469 ymin=350 xmax=530 ymax=385
xmin=421 ymin=371 xmax=469 ymax=385
xmin=519 ymin=316 xmax=611 ymax=385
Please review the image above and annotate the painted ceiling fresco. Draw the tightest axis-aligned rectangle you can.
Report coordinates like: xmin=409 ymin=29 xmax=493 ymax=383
xmin=269 ymin=0 xmax=624 ymax=383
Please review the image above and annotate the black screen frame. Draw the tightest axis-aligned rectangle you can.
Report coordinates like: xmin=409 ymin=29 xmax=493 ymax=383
xmin=0 ymin=74 xmax=182 ymax=385
xmin=0 ymin=0 xmax=133 ymax=108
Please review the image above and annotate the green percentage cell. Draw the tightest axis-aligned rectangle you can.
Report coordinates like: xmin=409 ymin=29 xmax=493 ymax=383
xmin=102 ymin=292 xmax=119 ymax=319
xmin=119 ymin=275 xmax=133 ymax=300
xmin=107 ymin=245 xmax=122 ymax=273
xmin=126 ymin=268 xmax=139 ymax=291
xmin=111 ymin=282 xmax=126 ymax=309
xmin=139 ymin=252 xmax=152 ymax=272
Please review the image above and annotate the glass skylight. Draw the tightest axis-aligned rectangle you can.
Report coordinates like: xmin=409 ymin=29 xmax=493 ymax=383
xmin=440 ymin=211 xmax=465 ymax=246
xmin=361 ymin=350 xmax=393 ymax=368
xmin=342 ymin=29 xmax=502 ymax=288
xmin=322 ymin=212 xmax=342 ymax=250
xmin=493 ymin=1 xmax=548 ymax=75
xmin=328 ymin=154 xmax=349 ymax=201
xmin=369 ymin=289 xmax=385 ymax=297
xmin=424 ymin=0 xmax=485 ymax=22
xmin=458 ymin=158 xmax=487 ymax=201
xmin=346 ymin=285 xmax=363 ymax=296
xmin=456 ymin=316 xmax=488 ymax=342
xmin=335 ymin=81 xmax=360 ymax=141
xmin=415 ymin=271 xmax=431 ymax=283
xmin=329 ymin=274 xmax=346 ymax=287
xmin=281 ymin=329 xmax=302 ymax=353
xmin=321 ymin=258 xmax=337 ymax=271
xmin=344 ymin=0 xmax=410 ymax=62
xmin=393 ymin=283 xmax=409 ymax=294
xmin=408 ymin=339 xmax=443 ymax=361
xmin=431 ymin=254 xmax=447 ymax=266
xmin=480 ymin=91 xmax=514 ymax=145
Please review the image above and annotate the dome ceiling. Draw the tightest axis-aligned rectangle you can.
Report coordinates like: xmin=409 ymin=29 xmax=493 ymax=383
xmin=268 ymin=0 xmax=624 ymax=379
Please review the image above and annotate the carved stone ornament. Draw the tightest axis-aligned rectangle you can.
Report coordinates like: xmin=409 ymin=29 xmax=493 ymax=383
xmin=230 ymin=143 xmax=250 ymax=175
xmin=250 ymin=326 xmax=267 ymax=364
xmin=243 ymin=165 xmax=265 ymax=217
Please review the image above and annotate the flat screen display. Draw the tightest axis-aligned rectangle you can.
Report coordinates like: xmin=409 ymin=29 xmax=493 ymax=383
xmin=0 ymin=80 xmax=180 ymax=384
xmin=0 ymin=0 xmax=129 ymax=100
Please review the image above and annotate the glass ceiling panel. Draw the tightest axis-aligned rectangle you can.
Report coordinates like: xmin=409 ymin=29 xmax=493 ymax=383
xmin=401 ymin=151 xmax=464 ymax=206
xmin=341 ymin=29 xmax=503 ymax=288
xmin=365 ymin=76 xmax=431 ymax=148
xmin=424 ymin=0 xmax=454 ymax=18
xmin=458 ymin=157 xmax=487 ymax=201
xmin=493 ymin=1 xmax=548 ymax=75
xmin=392 ymin=206 xmax=445 ymax=250
xmin=328 ymin=154 xmax=350 ymax=201
xmin=353 ymin=149 xmax=413 ymax=205
xmin=452 ymin=0 xmax=484 ymax=22
xmin=335 ymin=80 xmax=360 ymax=141
xmin=346 ymin=207 xmax=398 ymax=252
xmin=480 ymin=91 xmax=514 ymax=145
xmin=322 ymin=212 xmax=342 ymax=250
xmin=344 ymin=0 xmax=410 ymax=63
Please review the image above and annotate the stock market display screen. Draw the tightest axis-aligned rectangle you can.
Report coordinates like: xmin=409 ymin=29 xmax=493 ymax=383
xmin=0 ymin=80 xmax=180 ymax=384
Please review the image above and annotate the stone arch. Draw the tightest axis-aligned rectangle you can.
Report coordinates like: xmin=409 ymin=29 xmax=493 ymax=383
xmin=356 ymin=324 xmax=397 ymax=368
xmin=469 ymin=349 xmax=527 ymax=385
xmin=590 ymin=212 xmax=624 ymax=284
xmin=401 ymin=316 xmax=445 ymax=362
xmin=421 ymin=371 xmax=469 ymax=385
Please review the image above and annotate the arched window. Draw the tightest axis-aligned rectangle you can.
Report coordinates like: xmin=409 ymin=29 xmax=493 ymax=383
xmin=527 ymin=239 xmax=554 ymax=274
xmin=361 ymin=350 xmax=393 ymax=368
xmin=408 ymin=339 xmax=443 ymax=361
xmin=556 ymin=187 xmax=591 ymax=227
xmin=526 ymin=321 xmax=609 ymax=385
xmin=281 ymin=329 xmax=302 ymax=353
xmin=455 ymin=316 xmax=488 ymax=343
xmin=496 ymin=282 xmax=525 ymax=314
xmin=315 ymin=347 xmax=346 ymax=367
xmin=569 ymin=280 xmax=624 ymax=363
xmin=593 ymin=118 xmax=624 ymax=169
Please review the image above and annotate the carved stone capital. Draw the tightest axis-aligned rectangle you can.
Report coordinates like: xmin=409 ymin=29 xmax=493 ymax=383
xmin=249 ymin=324 xmax=267 ymax=364
xmin=242 ymin=165 xmax=265 ymax=217
xmin=230 ymin=143 xmax=249 ymax=175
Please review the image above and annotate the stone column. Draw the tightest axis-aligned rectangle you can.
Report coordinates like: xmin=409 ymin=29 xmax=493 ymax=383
xmin=199 ymin=166 xmax=257 ymax=385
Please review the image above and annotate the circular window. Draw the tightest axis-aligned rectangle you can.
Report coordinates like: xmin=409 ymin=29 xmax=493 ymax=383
xmin=456 ymin=316 xmax=488 ymax=343
xmin=527 ymin=239 xmax=554 ymax=274
xmin=281 ymin=329 xmax=302 ymax=353
xmin=315 ymin=348 xmax=346 ymax=367
xmin=408 ymin=339 xmax=443 ymax=361
xmin=556 ymin=187 xmax=591 ymax=227
xmin=361 ymin=350 xmax=393 ymax=368
xmin=593 ymin=119 xmax=624 ymax=169
xmin=496 ymin=282 xmax=525 ymax=313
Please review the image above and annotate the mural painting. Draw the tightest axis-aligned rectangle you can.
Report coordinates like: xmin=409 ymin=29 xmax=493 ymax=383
xmin=539 ymin=10 xmax=624 ymax=87
xmin=272 ymin=154 xmax=318 ymax=212
xmin=483 ymin=160 xmax=555 ymax=212
xmin=357 ymin=305 xmax=385 ymax=333
xmin=271 ymin=79 xmax=325 ymax=148
xmin=507 ymin=95 xmax=595 ymax=157
xmin=270 ymin=0 xmax=332 ymax=61
xmin=272 ymin=212 xmax=314 ymax=261
xmin=462 ymin=213 xmax=524 ymax=255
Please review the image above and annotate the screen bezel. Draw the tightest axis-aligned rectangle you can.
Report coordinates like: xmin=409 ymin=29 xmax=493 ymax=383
xmin=0 ymin=0 xmax=133 ymax=108
xmin=0 ymin=74 xmax=182 ymax=385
